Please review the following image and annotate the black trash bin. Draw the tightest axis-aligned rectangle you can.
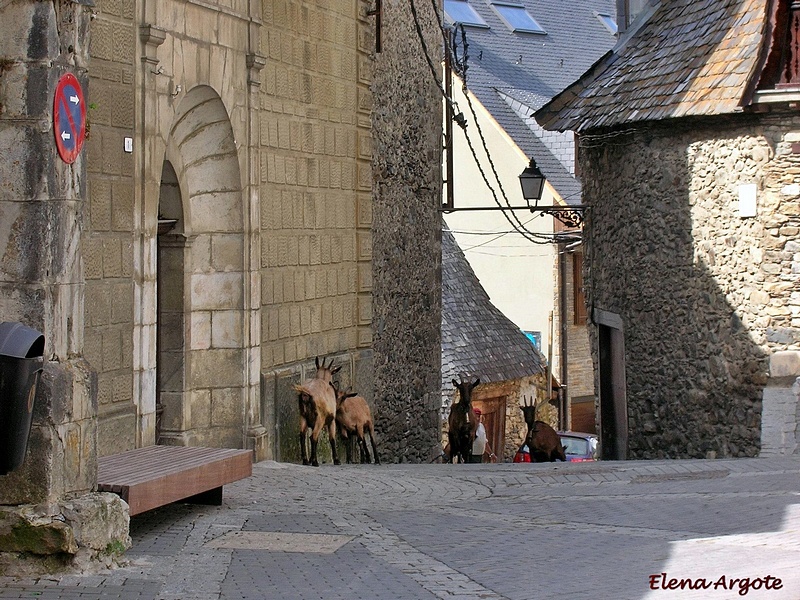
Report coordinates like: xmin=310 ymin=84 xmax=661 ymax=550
xmin=0 ymin=321 xmax=45 ymax=476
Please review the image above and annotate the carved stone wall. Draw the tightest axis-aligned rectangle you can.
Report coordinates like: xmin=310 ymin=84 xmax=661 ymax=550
xmin=84 ymin=0 xmax=375 ymax=460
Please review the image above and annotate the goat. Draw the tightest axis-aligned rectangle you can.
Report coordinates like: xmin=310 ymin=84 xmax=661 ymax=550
xmin=331 ymin=381 xmax=380 ymax=465
xmin=448 ymin=377 xmax=479 ymax=463
xmin=520 ymin=395 xmax=565 ymax=462
xmin=294 ymin=356 xmax=342 ymax=466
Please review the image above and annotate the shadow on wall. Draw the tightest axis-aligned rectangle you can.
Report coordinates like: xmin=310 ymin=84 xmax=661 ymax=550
xmin=583 ymin=117 xmax=771 ymax=459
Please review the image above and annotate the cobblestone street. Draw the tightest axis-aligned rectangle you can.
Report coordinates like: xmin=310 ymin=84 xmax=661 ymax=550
xmin=2 ymin=456 xmax=799 ymax=600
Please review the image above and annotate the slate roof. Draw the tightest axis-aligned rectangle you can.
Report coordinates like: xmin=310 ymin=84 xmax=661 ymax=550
xmin=441 ymin=225 xmax=546 ymax=392
xmin=535 ymin=0 xmax=768 ymax=132
xmin=447 ymin=0 xmax=617 ymax=202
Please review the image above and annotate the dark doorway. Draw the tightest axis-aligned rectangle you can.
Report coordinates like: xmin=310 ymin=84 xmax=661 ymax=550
xmin=596 ymin=309 xmax=628 ymax=460
xmin=156 ymin=160 xmax=185 ymax=446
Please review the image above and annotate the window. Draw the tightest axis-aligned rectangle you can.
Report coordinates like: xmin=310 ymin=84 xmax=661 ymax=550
xmin=620 ymin=0 xmax=649 ymax=32
xmin=756 ymin=0 xmax=800 ymax=91
xmin=443 ymin=0 xmax=488 ymax=28
xmin=595 ymin=12 xmax=618 ymax=34
xmin=490 ymin=2 xmax=545 ymax=34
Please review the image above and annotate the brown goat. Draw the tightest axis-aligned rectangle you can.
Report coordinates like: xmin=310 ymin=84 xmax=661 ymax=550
xmin=448 ymin=377 xmax=479 ymax=463
xmin=520 ymin=395 xmax=565 ymax=462
xmin=331 ymin=382 xmax=380 ymax=465
xmin=294 ymin=356 xmax=342 ymax=466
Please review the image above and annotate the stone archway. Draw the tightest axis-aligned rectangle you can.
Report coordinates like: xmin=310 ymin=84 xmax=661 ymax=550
xmin=155 ymin=86 xmax=247 ymax=448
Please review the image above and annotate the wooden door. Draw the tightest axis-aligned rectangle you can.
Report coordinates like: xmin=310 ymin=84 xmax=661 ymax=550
xmin=473 ymin=397 xmax=506 ymax=461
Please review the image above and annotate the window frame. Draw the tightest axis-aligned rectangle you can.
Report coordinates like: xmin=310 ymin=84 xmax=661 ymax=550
xmin=443 ymin=0 xmax=489 ymax=28
xmin=594 ymin=11 xmax=618 ymax=35
xmin=490 ymin=1 xmax=546 ymax=34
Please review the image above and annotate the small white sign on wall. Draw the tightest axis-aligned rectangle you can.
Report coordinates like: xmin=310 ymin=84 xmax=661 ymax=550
xmin=738 ymin=183 xmax=757 ymax=218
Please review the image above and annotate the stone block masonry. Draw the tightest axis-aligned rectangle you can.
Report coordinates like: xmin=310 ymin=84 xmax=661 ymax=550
xmin=0 ymin=0 xmax=130 ymax=574
xmin=85 ymin=0 xmax=139 ymax=455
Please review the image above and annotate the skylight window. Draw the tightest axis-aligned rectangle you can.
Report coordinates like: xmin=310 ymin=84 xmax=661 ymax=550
xmin=595 ymin=12 xmax=618 ymax=34
xmin=490 ymin=2 xmax=545 ymax=34
xmin=443 ymin=0 xmax=489 ymax=28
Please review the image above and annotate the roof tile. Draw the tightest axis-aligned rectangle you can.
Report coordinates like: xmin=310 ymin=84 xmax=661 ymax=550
xmin=440 ymin=227 xmax=546 ymax=392
xmin=536 ymin=0 xmax=767 ymax=132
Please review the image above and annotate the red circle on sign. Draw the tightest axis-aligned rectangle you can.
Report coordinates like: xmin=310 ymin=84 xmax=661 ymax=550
xmin=53 ymin=73 xmax=86 ymax=164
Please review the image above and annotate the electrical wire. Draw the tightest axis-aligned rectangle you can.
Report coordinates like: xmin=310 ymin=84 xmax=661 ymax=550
xmin=446 ymin=23 xmax=546 ymax=243
xmin=444 ymin=214 xmax=544 ymax=236
xmin=408 ymin=0 xmax=462 ymax=122
xmin=408 ymin=0 xmax=578 ymax=246
xmin=466 ymin=249 xmax=556 ymax=258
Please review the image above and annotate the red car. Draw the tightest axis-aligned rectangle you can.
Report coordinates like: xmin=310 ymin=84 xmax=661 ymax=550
xmin=513 ymin=431 xmax=599 ymax=463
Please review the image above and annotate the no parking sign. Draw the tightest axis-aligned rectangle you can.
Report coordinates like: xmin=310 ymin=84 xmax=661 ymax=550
xmin=53 ymin=73 xmax=86 ymax=164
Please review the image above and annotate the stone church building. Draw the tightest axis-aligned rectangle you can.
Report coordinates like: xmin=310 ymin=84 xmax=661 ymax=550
xmin=0 ymin=0 xmax=443 ymax=569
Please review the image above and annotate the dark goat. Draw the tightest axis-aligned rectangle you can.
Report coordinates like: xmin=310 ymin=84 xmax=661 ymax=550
xmin=448 ymin=377 xmax=479 ymax=463
xmin=294 ymin=356 xmax=341 ymax=466
xmin=520 ymin=395 xmax=565 ymax=462
xmin=331 ymin=382 xmax=380 ymax=464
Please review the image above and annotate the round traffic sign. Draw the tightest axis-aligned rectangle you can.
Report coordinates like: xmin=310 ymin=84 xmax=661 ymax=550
xmin=53 ymin=73 xmax=86 ymax=164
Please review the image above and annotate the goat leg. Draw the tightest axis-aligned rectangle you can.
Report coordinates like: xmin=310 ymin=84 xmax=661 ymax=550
xmin=299 ymin=420 xmax=310 ymax=466
xmin=310 ymin=434 xmax=319 ymax=467
xmin=462 ymin=434 xmax=473 ymax=464
xmin=368 ymin=425 xmax=380 ymax=465
xmin=358 ymin=435 xmax=369 ymax=464
xmin=299 ymin=433 xmax=310 ymax=466
xmin=327 ymin=418 xmax=341 ymax=465
xmin=342 ymin=431 xmax=354 ymax=464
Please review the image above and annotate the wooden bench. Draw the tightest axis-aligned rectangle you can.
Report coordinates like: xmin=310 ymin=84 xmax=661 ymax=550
xmin=97 ymin=446 xmax=253 ymax=516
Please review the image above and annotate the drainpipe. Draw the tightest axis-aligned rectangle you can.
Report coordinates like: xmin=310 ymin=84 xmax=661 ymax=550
xmin=559 ymin=244 xmax=569 ymax=431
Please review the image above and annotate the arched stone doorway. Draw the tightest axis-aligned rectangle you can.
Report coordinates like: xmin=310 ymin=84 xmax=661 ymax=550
xmin=154 ymin=86 xmax=247 ymax=449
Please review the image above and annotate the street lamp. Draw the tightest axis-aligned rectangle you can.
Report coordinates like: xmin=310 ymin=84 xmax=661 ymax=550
xmin=518 ymin=159 xmax=546 ymax=203
xmin=518 ymin=158 xmax=585 ymax=228
xmin=439 ymin=156 xmax=585 ymax=228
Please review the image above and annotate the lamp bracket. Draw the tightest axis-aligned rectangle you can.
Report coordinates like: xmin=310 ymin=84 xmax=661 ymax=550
xmin=440 ymin=204 xmax=586 ymax=227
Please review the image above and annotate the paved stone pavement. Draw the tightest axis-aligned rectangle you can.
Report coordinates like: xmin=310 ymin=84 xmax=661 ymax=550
xmin=1 ymin=456 xmax=799 ymax=600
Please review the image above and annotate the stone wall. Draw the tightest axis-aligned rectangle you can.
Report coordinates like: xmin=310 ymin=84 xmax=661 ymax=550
xmin=0 ymin=0 xmax=96 ymax=505
xmin=371 ymin=0 xmax=443 ymax=462
xmin=2 ymin=0 xmax=441 ymax=472
xmin=580 ymin=113 xmax=800 ymax=459
xmin=562 ymin=249 xmax=594 ymax=430
xmin=84 ymin=0 xmax=137 ymax=455
xmin=0 ymin=0 xmax=130 ymax=574
xmin=81 ymin=0 xmax=376 ymax=459
xmin=256 ymin=2 xmax=375 ymax=461
xmin=258 ymin=1 xmax=374 ymax=367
